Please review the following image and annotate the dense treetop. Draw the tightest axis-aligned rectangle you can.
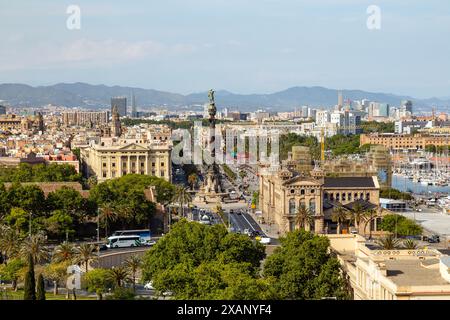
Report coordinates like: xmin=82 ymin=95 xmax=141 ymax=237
xmin=0 ymin=163 xmax=81 ymax=183
xmin=141 ymin=221 xmax=351 ymax=300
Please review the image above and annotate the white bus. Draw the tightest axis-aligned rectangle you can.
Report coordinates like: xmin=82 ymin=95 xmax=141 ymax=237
xmin=106 ymin=235 xmax=142 ymax=248
xmin=112 ymin=229 xmax=151 ymax=243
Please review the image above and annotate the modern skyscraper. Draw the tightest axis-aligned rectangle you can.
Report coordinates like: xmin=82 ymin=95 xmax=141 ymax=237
xmin=401 ymin=100 xmax=413 ymax=114
xmin=131 ymin=92 xmax=137 ymax=118
xmin=378 ymin=103 xmax=390 ymax=117
xmin=338 ymin=91 xmax=343 ymax=108
xmin=111 ymin=97 xmax=127 ymax=117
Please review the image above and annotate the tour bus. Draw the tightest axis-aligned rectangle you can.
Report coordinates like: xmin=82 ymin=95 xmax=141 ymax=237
xmin=106 ymin=235 xmax=142 ymax=248
xmin=112 ymin=229 xmax=152 ymax=244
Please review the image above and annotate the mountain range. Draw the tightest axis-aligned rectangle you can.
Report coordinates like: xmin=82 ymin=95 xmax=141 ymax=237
xmin=0 ymin=82 xmax=449 ymax=112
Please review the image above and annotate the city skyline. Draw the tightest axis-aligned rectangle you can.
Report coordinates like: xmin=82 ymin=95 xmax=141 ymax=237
xmin=0 ymin=0 xmax=449 ymax=98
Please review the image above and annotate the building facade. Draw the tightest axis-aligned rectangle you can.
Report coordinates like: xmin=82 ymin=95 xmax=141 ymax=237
xmin=259 ymin=165 xmax=380 ymax=236
xmin=360 ymin=133 xmax=450 ymax=150
xmin=329 ymin=234 xmax=450 ymax=300
xmin=63 ymin=111 xmax=109 ymax=127
xmin=81 ymin=139 xmax=172 ymax=183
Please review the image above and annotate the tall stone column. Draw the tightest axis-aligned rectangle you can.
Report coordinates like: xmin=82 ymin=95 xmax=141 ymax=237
xmin=145 ymin=155 xmax=148 ymax=175
xmin=314 ymin=217 xmax=324 ymax=234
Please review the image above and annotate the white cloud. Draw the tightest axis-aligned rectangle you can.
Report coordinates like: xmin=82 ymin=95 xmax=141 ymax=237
xmin=0 ymin=38 xmax=198 ymax=71
xmin=60 ymin=39 xmax=165 ymax=62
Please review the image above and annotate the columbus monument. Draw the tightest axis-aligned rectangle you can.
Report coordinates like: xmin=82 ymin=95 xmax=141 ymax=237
xmin=195 ymin=89 xmax=226 ymax=203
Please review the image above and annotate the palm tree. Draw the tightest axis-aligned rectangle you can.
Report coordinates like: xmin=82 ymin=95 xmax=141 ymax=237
xmin=124 ymin=255 xmax=142 ymax=292
xmin=20 ymin=233 xmax=50 ymax=265
xmin=109 ymin=266 xmax=130 ymax=288
xmin=403 ymin=239 xmax=418 ymax=249
xmin=362 ymin=209 xmax=377 ymax=239
xmin=0 ymin=225 xmax=22 ymax=264
xmin=187 ymin=173 xmax=198 ymax=190
xmin=350 ymin=203 xmax=369 ymax=234
xmin=74 ymin=243 xmax=97 ymax=272
xmin=331 ymin=207 xmax=349 ymax=234
xmin=295 ymin=206 xmax=315 ymax=231
xmin=53 ymin=242 xmax=76 ymax=263
xmin=376 ymin=234 xmax=401 ymax=250
xmin=99 ymin=203 xmax=118 ymax=238
xmin=171 ymin=185 xmax=192 ymax=218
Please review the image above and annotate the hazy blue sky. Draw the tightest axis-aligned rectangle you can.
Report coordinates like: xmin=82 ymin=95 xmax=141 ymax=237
xmin=0 ymin=0 xmax=449 ymax=98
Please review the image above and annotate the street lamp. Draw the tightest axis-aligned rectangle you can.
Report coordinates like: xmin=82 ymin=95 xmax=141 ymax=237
xmin=28 ymin=211 xmax=32 ymax=238
xmin=97 ymin=207 xmax=100 ymax=259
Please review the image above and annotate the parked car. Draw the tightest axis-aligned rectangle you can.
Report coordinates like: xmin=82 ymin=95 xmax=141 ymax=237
xmin=428 ymin=235 xmax=440 ymax=243
xmin=143 ymin=240 xmax=157 ymax=246
xmin=98 ymin=244 xmax=108 ymax=251
xmin=259 ymin=237 xmax=271 ymax=245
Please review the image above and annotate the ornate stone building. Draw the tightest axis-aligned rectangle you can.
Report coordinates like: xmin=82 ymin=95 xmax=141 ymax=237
xmin=81 ymin=138 xmax=172 ymax=183
xmin=259 ymin=165 xmax=380 ymax=236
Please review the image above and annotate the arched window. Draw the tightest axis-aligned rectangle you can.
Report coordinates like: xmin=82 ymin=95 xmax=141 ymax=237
xmin=342 ymin=193 xmax=346 ymax=201
xmin=330 ymin=193 xmax=334 ymax=201
xmin=300 ymin=200 xmax=306 ymax=209
xmin=360 ymin=193 xmax=364 ymax=200
xmin=348 ymin=193 xmax=352 ymax=201
xmin=289 ymin=220 xmax=296 ymax=231
xmin=289 ymin=199 xmax=296 ymax=214
xmin=324 ymin=192 xmax=328 ymax=200
xmin=309 ymin=199 xmax=316 ymax=214
xmin=366 ymin=193 xmax=370 ymax=201
xmin=336 ymin=193 xmax=340 ymax=202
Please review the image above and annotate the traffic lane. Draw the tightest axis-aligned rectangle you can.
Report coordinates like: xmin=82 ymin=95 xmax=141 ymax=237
xmin=229 ymin=212 xmax=248 ymax=232
xmin=242 ymin=212 xmax=266 ymax=236
xmin=235 ymin=212 xmax=267 ymax=237
xmin=98 ymin=246 xmax=151 ymax=257
xmin=231 ymin=211 xmax=265 ymax=236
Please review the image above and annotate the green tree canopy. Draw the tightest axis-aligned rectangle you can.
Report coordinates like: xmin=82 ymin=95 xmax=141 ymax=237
xmin=141 ymin=220 xmax=266 ymax=299
xmin=4 ymin=207 xmax=29 ymax=234
xmin=84 ymin=268 xmax=115 ymax=299
xmin=263 ymin=230 xmax=351 ymax=300
xmin=89 ymin=175 xmax=172 ymax=229
xmin=6 ymin=184 xmax=46 ymax=215
xmin=0 ymin=258 xmax=26 ymax=290
xmin=45 ymin=210 xmax=75 ymax=240
xmin=380 ymin=214 xmax=422 ymax=236
xmin=0 ymin=163 xmax=81 ymax=183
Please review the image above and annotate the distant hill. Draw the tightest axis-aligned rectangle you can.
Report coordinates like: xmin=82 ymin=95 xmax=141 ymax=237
xmin=0 ymin=82 xmax=449 ymax=112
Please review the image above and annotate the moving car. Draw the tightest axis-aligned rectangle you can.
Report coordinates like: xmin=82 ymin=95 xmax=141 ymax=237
xmin=144 ymin=281 xmax=155 ymax=290
xmin=199 ymin=215 xmax=211 ymax=225
xmin=144 ymin=281 xmax=173 ymax=296
xmin=143 ymin=240 xmax=157 ymax=246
